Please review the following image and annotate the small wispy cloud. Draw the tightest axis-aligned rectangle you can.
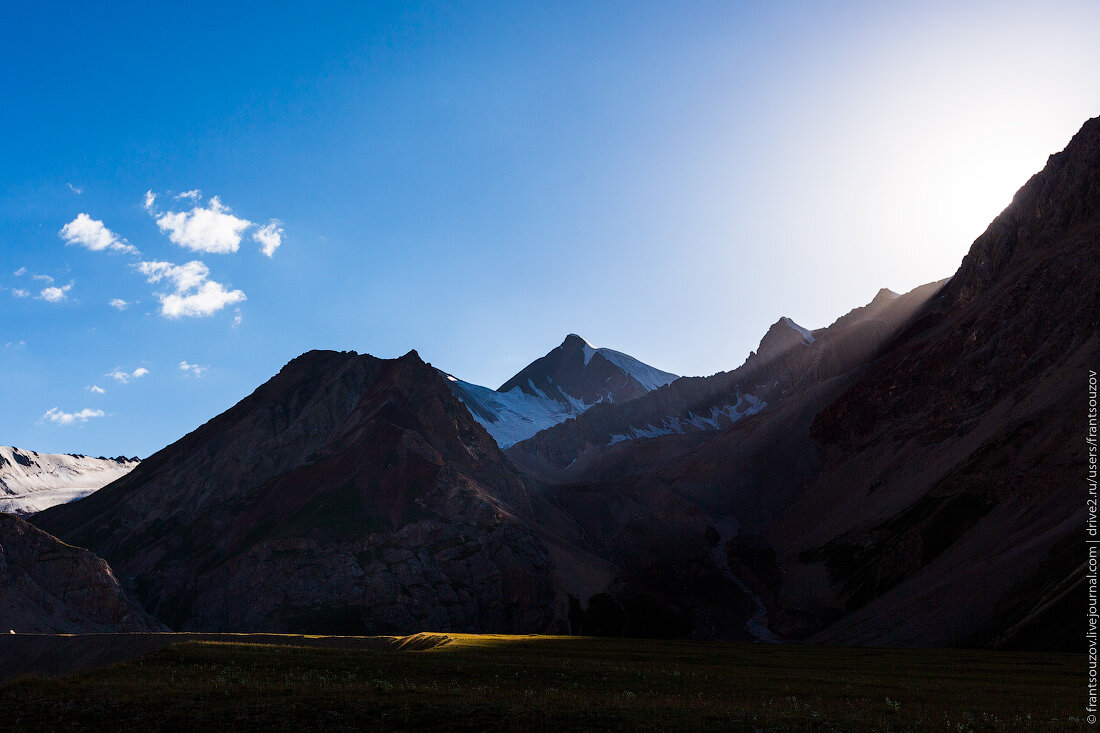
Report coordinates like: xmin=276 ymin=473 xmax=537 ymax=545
xmin=39 ymin=283 xmax=73 ymax=303
xmin=109 ymin=298 xmax=131 ymax=310
xmin=253 ymin=220 xmax=284 ymax=257
xmin=153 ymin=195 xmax=252 ymax=254
xmin=60 ymin=213 xmax=138 ymax=255
xmin=41 ymin=407 xmax=105 ymax=426
xmin=175 ymin=189 xmax=202 ymax=201
xmin=88 ymin=384 xmax=106 ymax=394
xmin=143 ymin=190 xmax=157 ymax=213
xmin=32 ymin=273 xmax=54 ymax=284
xmin=178 ymin=360 xmax=208 ymax=377
xmin=11 ymin=288 xmax=30 ymax=298
xmin=68 ymin=183 xmax=83 ymax=195
xmin=138 ymin=259 xmax=246 ymax=318
xmin=106 ymin=366 xmax=149 ymax=384
xmin=4 ymin=340 xmax=26 ymax=349
xmin=13 ymin=267 xmax=27 ymax=276
xmin=232 ymin=308 xmax=242 ymax=329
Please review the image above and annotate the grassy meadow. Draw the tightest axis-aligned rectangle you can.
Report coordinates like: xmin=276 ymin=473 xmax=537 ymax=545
xmin=0 ymin=633 xmax=1086 ymax=731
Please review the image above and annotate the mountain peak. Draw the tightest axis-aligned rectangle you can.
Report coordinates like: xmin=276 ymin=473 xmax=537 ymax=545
xmin=872 ymin=288 xmax=900 ymax=304
xmin=560 ymin=333 xmax=592 ymax=349
xmin=770 ymin=316 xmax=814 ymax=347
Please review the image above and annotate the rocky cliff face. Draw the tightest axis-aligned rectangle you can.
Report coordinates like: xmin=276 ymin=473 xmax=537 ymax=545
xmin=0 ymin=513 xmax=163 ymax=633
xmin=773 ymin=116 xmax=1100 ymax=649
xmin=34 ymin=350 xmax=561 ymax=634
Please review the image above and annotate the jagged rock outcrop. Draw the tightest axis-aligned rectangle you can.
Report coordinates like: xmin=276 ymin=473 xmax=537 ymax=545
xmin=0 ymin=513 xmax=163 ymax=633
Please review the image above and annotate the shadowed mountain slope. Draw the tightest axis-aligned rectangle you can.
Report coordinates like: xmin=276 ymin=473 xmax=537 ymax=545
xmin=35 ymin=350 xmax=566 ymax=633
xmin=776 ymin=115 xmax=1100 ymax=648
xmin=0 ymin=512 xmax=163 ymax=633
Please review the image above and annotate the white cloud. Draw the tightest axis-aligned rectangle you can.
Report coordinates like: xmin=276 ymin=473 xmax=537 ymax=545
xmin=41 ymin=407 xmax=104 ymax=426
xmin=106 ymin=366 xmax=149 ymax=384
xmin=178 ymin=360 xmax=208 ymax=377
xmin=154 ymin=196 xmax=252 ymax=254
xmin=138 ymin=260 xmax=207 ymax=291
xmin=232 ymin=308 xmax=242 ymax=328
xmin=253 ymin=220 xmax=284 ymax=257
xmin=88 ymin=384 xmax=106 ymax=394
xmin=4 ymin=340 xmax=26 ymax=349
xmin=59 ymin=213 xmax=138 ymax=255
xmin=32 ymin=273 xmax=54 ymax=284
xmin=11 ymin=289 xmax=30 ymax=298
xmin=39 ymin=283 xmax=72 ymax=302
xmin=137 ymin=259 xmax=246 ymax=318
xmin=109 ymin=298 xmax=130 ymax=310
xmin=176 ymin=189 xmax=202 ymax=201
xmin=13 ymin=267 xmax=27 ymax=276
xmin=68 ymin=183 xmax=83 ymax=195
xmin=160 ymin=281 xmax=247 ymax=318
xmin=143 ymin=190 xmax=157 ymax=213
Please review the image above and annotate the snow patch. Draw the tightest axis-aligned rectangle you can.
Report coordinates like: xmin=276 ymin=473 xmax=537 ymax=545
xmin=445 ymin=375 xmax=598 ymax=448
xmin=594 ymin=348 xmax=678 ymax=390
xmin=607 ymin=393 xmax=766 ymax=445
xmin=781 ymin=317 xmax=815 ymax=345
xmin=0 ymin=446 xmax=138 ymax=515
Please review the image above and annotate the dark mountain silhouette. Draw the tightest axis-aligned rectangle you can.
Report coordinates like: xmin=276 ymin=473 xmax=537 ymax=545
xmin=35 ymin=350 xmax=569 ymax=633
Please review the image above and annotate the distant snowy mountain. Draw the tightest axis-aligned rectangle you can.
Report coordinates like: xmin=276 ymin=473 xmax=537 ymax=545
xmin=444 ymin=334 xmax=678 ymax=447
xmin=0 ymin=446 xmax=138 ymax=515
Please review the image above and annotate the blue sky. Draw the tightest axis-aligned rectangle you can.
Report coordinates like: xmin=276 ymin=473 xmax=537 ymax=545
xmin=2 ymin=1 xmax=1098 ymax=457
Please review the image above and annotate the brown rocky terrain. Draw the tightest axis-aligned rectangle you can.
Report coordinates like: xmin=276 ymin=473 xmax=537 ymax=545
xmin=34 ymin=351 xmax=578 ymax=634
xmin=0 ymin=512 xmax=163 ymax=633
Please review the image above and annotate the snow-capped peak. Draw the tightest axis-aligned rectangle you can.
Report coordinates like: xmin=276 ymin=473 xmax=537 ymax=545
xmin=452 ymin=334 xmax=679 ymax=447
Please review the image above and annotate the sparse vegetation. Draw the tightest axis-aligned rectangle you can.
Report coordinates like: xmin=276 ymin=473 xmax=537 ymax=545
xmin=0 ymin=634 xmax=1085 ymax=731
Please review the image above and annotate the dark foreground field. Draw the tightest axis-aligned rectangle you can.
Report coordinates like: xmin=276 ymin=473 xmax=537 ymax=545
xmin=0 ymin=633 xmax=1086 ymax=731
